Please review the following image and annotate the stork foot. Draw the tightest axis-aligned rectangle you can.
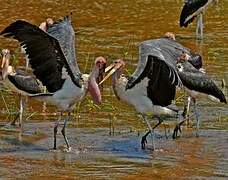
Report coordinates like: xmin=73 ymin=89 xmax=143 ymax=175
xmin=63 ymin=146 xmax=72 ymax=153
xmin=172 ymin=123 xmax=182 ymax=139
xmin=10 ymin=121 xmax=17 ymax=126
xmin=4 ymin=113 xmax=20 ymax=127
xmin=141 ymin=130 xmax=151 ymax=149
xmin=141 ymin=135 xmax=148 ymax=149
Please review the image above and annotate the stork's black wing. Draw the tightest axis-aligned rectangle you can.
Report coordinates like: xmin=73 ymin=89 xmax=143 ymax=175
xmin=177 ymin=61 xmax=227 ymax=103
xmin=180 ymin=0 xmax=208 ymax=27
xmin=0 ymin=20 xmax=81 ymax=92
xmin=188 ymin=52 xmax=202 ymax=69
xmin=126 ymin=38 xmax=183 ymax=91
xmin=146 ymin=55 xmax=178 ymax=106
xmin=47 ymin=16 xmax=80 ymax=73
xmin=8 ymin=73 xmax=42 ymax=94
xmin=160 ymin=38 xmax=203 ymax=69
xmin=125 ymin=37 xmax=205 ymax=106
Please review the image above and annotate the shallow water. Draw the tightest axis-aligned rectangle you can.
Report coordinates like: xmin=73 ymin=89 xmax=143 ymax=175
xmin=0 ymin=0 xmax=228 ymax=179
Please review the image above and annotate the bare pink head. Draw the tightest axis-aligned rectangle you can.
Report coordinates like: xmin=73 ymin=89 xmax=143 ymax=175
xmin=1 ymin=49 xmax=10 ymax=68
xmin=39 ymin=18 xmax=54 ymax=32
xmin=88 ymin=56 xmax=106 ymax=105
xmin=163 ymin=32 xmax=176 ymax=41
xmin=177 ymin=52 xmax=190 ymax=62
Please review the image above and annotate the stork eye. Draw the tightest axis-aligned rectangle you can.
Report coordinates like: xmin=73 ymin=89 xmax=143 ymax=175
xmin=177 ymin=64 xmax=182 ymax=69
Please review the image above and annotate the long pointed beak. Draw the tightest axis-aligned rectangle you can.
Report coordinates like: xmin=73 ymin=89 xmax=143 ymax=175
xmin=105 ymin=63 xmax=115 ymax=73
xmin=1 ymin=55 xmax=6 ymax=68
xmin=99 ymin=63 xmax=121 ymax=85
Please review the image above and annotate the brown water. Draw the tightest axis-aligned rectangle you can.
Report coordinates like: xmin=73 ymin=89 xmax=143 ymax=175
xmin=0 ymin=0 xmax=228 ymax=179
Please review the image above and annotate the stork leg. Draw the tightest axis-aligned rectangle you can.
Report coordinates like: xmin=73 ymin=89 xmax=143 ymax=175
xmin=173 ymin=113 xmax=195 ymax=139
xmin=199 ymin=13 xmax=203 ymax=39
xmin=186 ymin=96 xmax=192 ymax=127
xmin=53 ymin=113 xmax=62 ymax=150
xmin=141 ymin=115 xmax=155 ymax=150
xmin=173 ymin=120 xmax=185 ymax=139
xmin=196 ymin=13 xmax=203 ymax=39
xmin=141 ymin=116 xmax=163 ymax=150
xmin=18 ymin=95 xmax=24 ymax=128
xmin=8 ymin=94 xmax=24 ymax=127
xmin=10 ymin=113 xmax=19 ymax=126
xmin=193 ymin=98 xmax=200 ymax=137
xmin=61 ymin=112 xmax=72 ymax=152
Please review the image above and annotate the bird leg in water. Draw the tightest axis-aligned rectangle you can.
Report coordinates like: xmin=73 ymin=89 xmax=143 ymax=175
xmin=184 ymin=96 xmax=192 ymax=127
xmin=10 ymin=113 xmax=19 ymax=126
xmin=8 ymin=94 xmax=25 ymax=127
xmin=141 ymin=115 xmax=155 ymax=150
xmin=193 ymin=99 xmax=200 ymax=137
xmin=141 ymin=115 xmax=163 ymax=150
xmin=173 ymin=113 xmax=195 ymax=139
xmin=53 ymin=113 xmax=62 ymax=150
xmin=173 ymin=120 xmax=185 ymax=139
xmin=18 ymin=95 xmax=24 ymax=128
xmin=61 ymin=112 xmax=72 ymax=152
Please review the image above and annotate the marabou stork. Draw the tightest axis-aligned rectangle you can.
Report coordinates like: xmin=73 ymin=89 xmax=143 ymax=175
xmin=101 ymin=34 xmax=226 ymax=149
xmin=1 ymin=49 xmax=43 ymax=127
xmin=180 ymin=0 xmax=219 ymax=39
xmin=162 ymin=33 xmax=225 ymax=137
xmin=0 ymin=16 xmax=106 ymax=151
xmin=3 ymin=19 xmax=54 ymax=128
xmin=173 ymin=52 xmax=226 ymax=138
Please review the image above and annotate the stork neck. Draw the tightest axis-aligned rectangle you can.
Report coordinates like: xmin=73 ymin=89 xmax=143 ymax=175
xmin=112 ymin=70 xmax=122 ymax=87
xmin=89 ymin=66 xmax=100 ymax=80
xmin=88 ymin=67 xmax=101 ymax=104
xmin=112 ymin=72 xmax=118 ymax=87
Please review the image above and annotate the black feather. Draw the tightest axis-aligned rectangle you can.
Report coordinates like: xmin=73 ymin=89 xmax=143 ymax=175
xmin=146 ymin=56 xmax=177 ymax=106
xmin=47 ymin=16 xmax=80 ymax=73
xmin=8 ymin=74 xmax=42 ymax=94
xmin=0 ymin=19 xmax=81 ymax=92
xmin=126 ymin=38 xmax=203 ymax=92
xmin=180 ymin=0 xmax=208 ymax=27
xmin=177 ymin=61 xmax=227 ymax=103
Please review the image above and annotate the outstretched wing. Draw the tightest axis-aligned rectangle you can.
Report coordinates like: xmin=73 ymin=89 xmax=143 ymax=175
xmin=125 ymin=37 xmax=205 ymax=106
xmin=180 ymin=0 xmax=208 ymax=27
xmin=146 ymin=55 xmax=178 ymax=106
xmin=177 ymin=61 xmax=227 ymax=103
xmin=126 ymin=38 xmax=183 ymax=90
xmin=47 ymin=15 xmax=80 ymax=73
xmin=0 ymin=20 xmax=81 ymax=93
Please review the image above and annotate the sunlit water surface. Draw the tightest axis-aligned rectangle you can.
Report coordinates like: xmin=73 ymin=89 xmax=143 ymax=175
xmin=0 ymin=0 xmax=228 ymax=179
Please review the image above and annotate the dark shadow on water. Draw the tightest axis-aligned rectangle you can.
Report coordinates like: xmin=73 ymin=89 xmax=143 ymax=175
xmin=103 ymin=139 xmax=150 ymax=159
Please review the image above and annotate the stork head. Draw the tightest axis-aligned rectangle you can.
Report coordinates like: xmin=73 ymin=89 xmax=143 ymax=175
xmin=163 ymin=32 xmax=176 ymax=41
xmin=39 ymin=18 xmax=54 ymax=32
xmin=87 ymin=56 xmax=106 ymax=105
xmin=99 ymin=59 xmax=125 ymax=85
xmin=1 ymin=49 xmax=10 ymax=69
xmin=1 ymin=49 xmax=14 ymax=79
xmin=177 ymin=52 xmax=190 ymax=62
xmin=95 ymin=56 xmax=106 ymax=73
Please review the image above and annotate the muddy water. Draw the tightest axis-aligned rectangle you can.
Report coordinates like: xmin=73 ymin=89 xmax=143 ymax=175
xmin=0 ymin=0 xmax=228 ymax=179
